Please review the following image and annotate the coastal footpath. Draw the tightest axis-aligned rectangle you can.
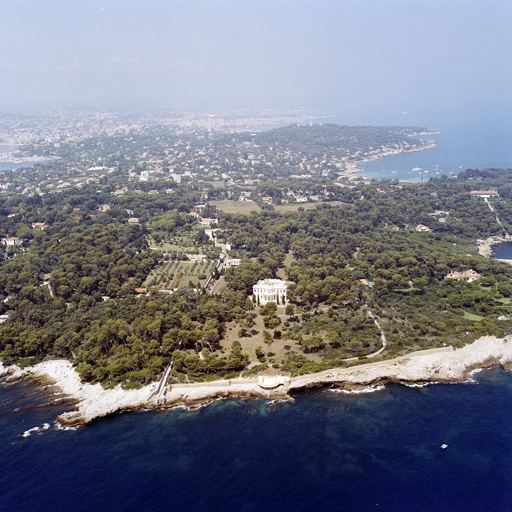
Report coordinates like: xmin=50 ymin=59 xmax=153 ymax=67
xmin=1 ymin=335 xmax=512 ymax=428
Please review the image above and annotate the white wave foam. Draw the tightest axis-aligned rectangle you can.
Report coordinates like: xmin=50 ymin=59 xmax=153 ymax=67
xmin=163 ymin=404 xmax=188 ymax=411
xmin=330 ymin=385 xmax=386 ymax=395
xmin=20 ymin=423 xmax=51 ymax=438
xmin=54 ymin=421 xmax=80 ymax=431
xmin=267 ymin=399 xmax=288 ymax=405
xmin=466 ymin=367 xmax=486 ymax=384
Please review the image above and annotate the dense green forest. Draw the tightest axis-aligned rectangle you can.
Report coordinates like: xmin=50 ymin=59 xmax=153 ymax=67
xmin=1 ymin=156 xmax=512 ymax=386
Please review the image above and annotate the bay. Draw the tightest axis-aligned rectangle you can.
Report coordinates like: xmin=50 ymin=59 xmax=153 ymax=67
xmin=492 ymin=243 xmax=512 ymax=260
xmin=1 ymin=368 xmax=512 ymax=512
xmin=0 ymin=161 xmax=46 ymax=171
xmin=302 ymin=98 xmax=512 ymax=181
xmin=0 ymin=144 xmax=49 ymax=170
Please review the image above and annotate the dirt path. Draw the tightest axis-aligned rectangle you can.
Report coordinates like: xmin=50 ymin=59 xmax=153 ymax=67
xmin=485 ymin=198 xmax=508 ymax=236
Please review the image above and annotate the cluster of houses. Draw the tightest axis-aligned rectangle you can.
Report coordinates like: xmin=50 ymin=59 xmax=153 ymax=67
xmin=133 ymin=169 xmax=182 ymax=184
xmin=445 ymin=269 xmax=482 ymax=283
xmin=257 ymin=188 xmax=330 ymax=205
xmin=1 ymin=235 xmax=27 ymax=260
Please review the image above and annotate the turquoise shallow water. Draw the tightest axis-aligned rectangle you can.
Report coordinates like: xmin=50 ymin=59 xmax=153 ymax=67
xmin=1 ymin=367 xmax=512 ymax=512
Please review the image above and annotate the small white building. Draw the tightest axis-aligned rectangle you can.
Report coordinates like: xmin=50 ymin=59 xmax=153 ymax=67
xmin=253 ymin=279 xmax=287 ymax=305
xmin=187 ymin=254 xmax=206 ymax=262
xmin=471 ymin=190 xmax=499 ymax=199
xmin=1 ymin=237 xmax=23 ymax=247
xmin=201 ymin=218 xmax=217 ymax=227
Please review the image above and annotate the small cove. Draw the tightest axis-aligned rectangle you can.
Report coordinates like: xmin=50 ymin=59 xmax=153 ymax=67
xmin=492 ymin=243 xmax=512 ymax=261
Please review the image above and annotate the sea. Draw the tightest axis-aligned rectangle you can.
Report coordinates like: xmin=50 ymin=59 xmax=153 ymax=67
xmin=1 ymin=368 xmax=512 ymax=512
xmin=493 ymin=244 xmax=512 ymax=261
xmin=2 ymin=98 xmax=512 ymax=511
xmin=304 ymin=98 xmax=512 ymax=181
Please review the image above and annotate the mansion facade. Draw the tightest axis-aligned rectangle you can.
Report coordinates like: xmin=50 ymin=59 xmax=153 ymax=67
xmin=253 ymin=279 xmax=287 ymax=305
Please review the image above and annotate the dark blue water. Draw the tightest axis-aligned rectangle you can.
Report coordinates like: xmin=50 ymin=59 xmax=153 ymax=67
xmin=306 ymin=98 xmax=512 ymax=181
xmin=2 ymin=368 xmax=512 ymax=512
xmin=493 ymin=244 xmax=512 ymax=260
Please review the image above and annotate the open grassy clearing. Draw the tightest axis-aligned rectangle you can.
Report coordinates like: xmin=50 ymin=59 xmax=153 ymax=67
xmin=202 ymin=180 xmax=226 ymax=189
xmin=274 ymin=200 xmax=345 ymax=213
xmin=463 ymin=311 xmax=484 ymax=322
xmin=210 ymin=199 xmax=261 ymax=214
xmin=219 ymin=307 xmax=323 ymax=367
xmin=276 ymin=251 xmax=296 ymax=280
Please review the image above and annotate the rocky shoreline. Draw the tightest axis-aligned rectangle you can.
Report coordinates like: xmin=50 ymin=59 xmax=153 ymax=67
xmin=477 ymin=234 xmax=512 ymax=258
xmin=2 ymin=335 xmax=512 ymax=428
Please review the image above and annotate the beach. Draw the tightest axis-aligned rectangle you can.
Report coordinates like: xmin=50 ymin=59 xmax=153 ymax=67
xmin=343 ymin=138 xmax=437 ymax=175
xmin=2 ymin=334 xmax=512 ymax=427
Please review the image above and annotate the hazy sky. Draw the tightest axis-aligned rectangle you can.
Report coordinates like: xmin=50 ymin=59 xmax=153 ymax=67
xmin=0 ymin=0 xmax=510 ymax=110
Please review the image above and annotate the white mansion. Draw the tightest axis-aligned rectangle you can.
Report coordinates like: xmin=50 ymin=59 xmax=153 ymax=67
xmin=253 ymin=279 xmax=287 ymax=305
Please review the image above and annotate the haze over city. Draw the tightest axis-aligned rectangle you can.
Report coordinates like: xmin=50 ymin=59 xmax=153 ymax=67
xmin=0 ymin=0 xmax=510 ymax=111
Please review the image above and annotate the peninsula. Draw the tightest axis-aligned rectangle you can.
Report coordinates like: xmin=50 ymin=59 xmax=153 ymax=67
xmin=1 ymin=111 xmax=512 ymax=428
